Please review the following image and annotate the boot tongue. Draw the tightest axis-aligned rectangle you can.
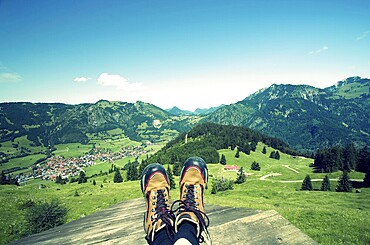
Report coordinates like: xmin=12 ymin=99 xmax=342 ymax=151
xmin=181 ymin=167 xmax=206 ymax=185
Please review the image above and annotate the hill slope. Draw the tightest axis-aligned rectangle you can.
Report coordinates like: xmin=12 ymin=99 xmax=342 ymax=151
xmin=0 ymin=100 xmax=199 ymax=147
xmin=204 ymin=76 xmax=370 ymax=151
xmin=147 ymin=123 xmax=299 ymax=165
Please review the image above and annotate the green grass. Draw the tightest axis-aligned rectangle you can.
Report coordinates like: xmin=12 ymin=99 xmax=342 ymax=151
xmin=53 ymin=143 xmax=93 ymax=158
xmin=0 ymin=154 xmax=46 ymax=172
xmin=0 ymin=136 xmax=45 ymax=156
xmin=205 ymin=180 xmax=370 ymax=244
xmin=207 ymin=144 xmax=369 ymax=245
xmin=1 ymin=142 xmax=369 ymax=245
xmin=0 ymin=173 xmax=142 ymax=244
xmin=90 ymin=137 xmax=141 ymax=152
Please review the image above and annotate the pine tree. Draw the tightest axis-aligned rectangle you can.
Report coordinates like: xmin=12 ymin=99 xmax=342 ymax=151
xmin=235 ymin=167 xmax=246 ymax=184
xmin=244 ymin=143 xmax=251 ymax=155
xmin=55 ymin=175 xmax=62 ymax=184
xmin=301 ymin=175 xmax=313 ymax=191
xmin=343 ymin=143 xmax=357 ymax=170
xmin=78 ymin=171 xmax=87 ymax=184
xmin=262 ymin=146 xmax=267 ymax=154
xmin=167 ymin=164 xmax=176 ymax=189
xmin=173 ymin=161 xmax=182 ymax=176
xmin=235 ymin=149 xmax=240 ymax=158
xmin=275 ymin=151 xmax=280 ymax=160
xmin=356 ymin=146 xmax=369 ymax=173
xmin=269 ymin=151 xmax=276 ymax=159
xmin=220 ymin=154 xmax=226 ymax=165
xmin=336 ymin=171 xmax=352 ymax=192
xmin=92 ymin=179 xmax=96 ymax=186
xmin=363 ymin=171 xmax=370 ymax=188
xmin=138 ymin=160 xmax=147 ymax=176
xmin=251 ymin=161 xmax=261 ymax=171
xmin=0 ymin=171 xmax=5 ymax=185
xmin=250 ymin=141 xmax=257 ymax=152
xmin=114 ymin=168 xmax=123 ymax=183
xmin=320 ymin=175 xmax=331 ymax=191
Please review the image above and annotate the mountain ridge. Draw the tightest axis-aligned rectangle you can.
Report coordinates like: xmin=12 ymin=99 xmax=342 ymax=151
xmin=204 ymin=76 xmax=370 ymax=151
xmin=0 ymin=76 xmax=369 ymax=152
xmin=165 ymin=105 xmax=224 ymax=116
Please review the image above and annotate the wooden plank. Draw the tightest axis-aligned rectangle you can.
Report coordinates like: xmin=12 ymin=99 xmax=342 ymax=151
xmin=10 ymin=198 xmax=317 ymax=245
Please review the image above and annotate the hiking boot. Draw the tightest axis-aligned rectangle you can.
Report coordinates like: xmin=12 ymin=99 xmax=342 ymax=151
xmin=173 ymin=157 xmax=211 ymax=244
xmin=141 ymin=163 xmax=174 ymax=243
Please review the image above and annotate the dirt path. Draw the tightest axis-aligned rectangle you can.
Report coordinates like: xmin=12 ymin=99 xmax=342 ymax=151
xmin=260 ymin=173 xmax=282 ymax=180
xmin=280 ymin=179 xmax=364 ymax=183
xmin=282 ymin=164 xmax=299 ymax=173
xmin=260 ymin=174 xmax=364 ymax=183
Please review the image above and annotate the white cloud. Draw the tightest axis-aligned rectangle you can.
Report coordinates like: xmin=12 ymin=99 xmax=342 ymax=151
xmin=0 ymin=72 xmax=22 ymax=82
xmin=356 ymin=31 xmax=370 ymax=41
xmin=308 ymin=46 xmax=329 ymax=55
xmin=97 ymin=72 xmax=145 ymax=91
xmin=74 ymin=76 xmax=91 ymax=82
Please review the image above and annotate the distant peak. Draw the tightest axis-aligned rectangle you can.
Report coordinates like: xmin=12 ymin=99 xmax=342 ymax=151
xmin=335 ymin=76 xmax=368 ymax=87
xmin=95 ymin=99 xmax=112 ymax=106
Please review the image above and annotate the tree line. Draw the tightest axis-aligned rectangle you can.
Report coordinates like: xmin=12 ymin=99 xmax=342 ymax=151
xmin=313 ymin=143 xmax=369 ymax=173
xmin=146 ymin=123 xmax=298 ymax=167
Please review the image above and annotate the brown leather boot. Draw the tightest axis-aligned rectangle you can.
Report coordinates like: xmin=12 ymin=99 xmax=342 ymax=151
xmin=141 ymin=163 xmax=175 ymax=243
xmin=173 ymin=157 xmax=211 ymax=244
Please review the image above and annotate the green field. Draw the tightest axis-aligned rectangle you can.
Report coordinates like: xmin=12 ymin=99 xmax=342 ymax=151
xmin=0 ymin=136 xmax=45 ymax=156
xmin=207 ymin=144 xmax=369 ymax=245
xmin=0 ymin=154 xmax=46 ymax=173
xmin=0 ymin=142 xmax=369 ymax=244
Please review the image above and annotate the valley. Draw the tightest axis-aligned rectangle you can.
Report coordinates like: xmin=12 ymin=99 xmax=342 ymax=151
xmin=1 ymin=141 xmax=369 ymax=244
xmin=0 ymin=77 xmax=370 ymax=245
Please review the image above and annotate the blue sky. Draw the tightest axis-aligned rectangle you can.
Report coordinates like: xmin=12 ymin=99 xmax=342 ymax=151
xmin=0 ymin=0 xmax=369 ymax=110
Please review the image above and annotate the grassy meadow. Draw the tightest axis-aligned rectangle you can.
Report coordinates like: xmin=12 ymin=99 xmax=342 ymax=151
xmin=1 ymin=142 xmax=369 ymax=244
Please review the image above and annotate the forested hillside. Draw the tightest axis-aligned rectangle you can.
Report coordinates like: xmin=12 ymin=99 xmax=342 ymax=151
xmin=0 ymin=100 xmax=198 ymax=147
xmin=205 ymin=76 xmax=370 ymax=151
xmin=147 ymin=122 xmax=299 ymax=164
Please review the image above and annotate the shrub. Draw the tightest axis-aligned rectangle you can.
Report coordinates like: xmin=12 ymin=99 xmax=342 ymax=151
xmin=25 ymin=200 xmax=67 ymax=234
xmin=211 ymin=177 xmax=233 ymax=194
xmin=251 ymin=161 xmax=261 ymax=171
xmin=78 ymin=171 xmax=87 ymax=184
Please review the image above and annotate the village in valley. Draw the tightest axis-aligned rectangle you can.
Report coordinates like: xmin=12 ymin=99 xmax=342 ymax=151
xmin=19 ymin=145 xmax=151 ymax=182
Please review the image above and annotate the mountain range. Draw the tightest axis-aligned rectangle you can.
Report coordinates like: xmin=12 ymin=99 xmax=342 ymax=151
xmin=0 ymin=76 xmax=369 ymax=152
xmin=166 ymin=105 xmax=224 ymax=116
xmin=204 ymin=76 xmax=370 ymax=151
xmin=0 ymin=100 xmax=198 ymax=147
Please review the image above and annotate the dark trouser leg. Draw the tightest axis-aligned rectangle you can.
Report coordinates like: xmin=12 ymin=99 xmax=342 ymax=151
xmin=151 ymin=228 xmax=173 ymax=245
xmin=174 ymin=221 xmax=198 ymax=245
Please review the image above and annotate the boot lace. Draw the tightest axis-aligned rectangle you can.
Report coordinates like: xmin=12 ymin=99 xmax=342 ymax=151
xmin=146 ymin=189 xmax=175 ymax=243
xmin=172 ymin=184 xmax=210 ymax=243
